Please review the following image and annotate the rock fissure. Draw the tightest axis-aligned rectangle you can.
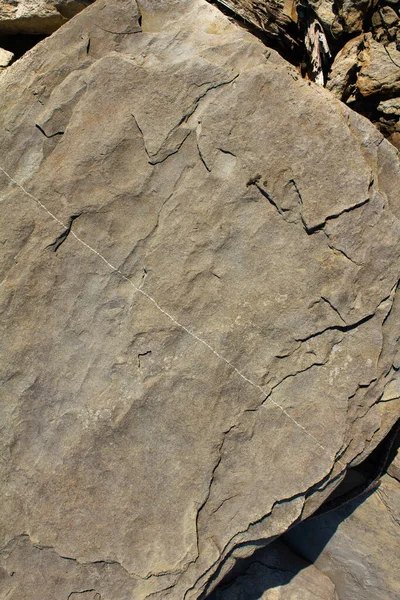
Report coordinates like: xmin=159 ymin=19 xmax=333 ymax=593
xmin=45 ymin=213 xmax=81 ymax=252
xmin=35 ymin=123 xmax=64 ymax=138
xmin=295 ymin=310 xmax=376 ymax=343
xmin=303 ymin=197 xmax=371 ymax=234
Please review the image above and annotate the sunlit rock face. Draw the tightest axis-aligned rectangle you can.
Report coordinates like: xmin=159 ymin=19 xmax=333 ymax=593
xmin=0 ymin=0 xmax=94 ymax=34
xmin=0 ymin=1 xmax=399 ymax=599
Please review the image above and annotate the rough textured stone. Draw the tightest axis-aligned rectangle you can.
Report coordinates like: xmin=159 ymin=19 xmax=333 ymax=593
xmin=0 ymin=1 xmax=400 ymax=599
xmin=0 ymin=0 xmax=94 ymax=34
xmin=328 ymin=33 xmax=400 ymax=99
xmin=327 ymin=33 xmax=400 ymax=147
xmin=357 ymin=36 xmax=400 ymax=97
xmin=284 ymin=473 xmax=400 ymax=600
xmin=208 ymin=540 xmax=339 ymax=599
xmin=387 ymin=447 xmax=400 ymax=481
xmin=0 ymin=47 xmax=13 ymax=68
xmin=326 ymin=34 xmax=364 ymax=101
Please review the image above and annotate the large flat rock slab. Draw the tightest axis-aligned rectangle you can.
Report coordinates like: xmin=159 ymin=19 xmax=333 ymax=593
xmin=0 ymin=1 xmax=399 ymax=598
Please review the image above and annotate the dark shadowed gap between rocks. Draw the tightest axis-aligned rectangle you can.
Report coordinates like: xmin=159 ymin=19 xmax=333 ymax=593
xmin=204 ymin=418 xmax=400 ymax=599
xmin=0 ymin=34 xmax=48 ymax=61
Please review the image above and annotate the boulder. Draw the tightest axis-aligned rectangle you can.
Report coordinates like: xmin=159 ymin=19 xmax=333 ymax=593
xmin=0 ymin=0 xmax=94 ymax=35
xmin=328 ymin=33 xmax=400 ymax=99
xmin=326 ymin=34 xmax=364 ymax=100
xmin=357 ymin=35 xmax=400 ymax=97
xmin=0 ymin=0 xmax=399 ymax=599
xmin=327 ymin=33 xmax=400 ymax=147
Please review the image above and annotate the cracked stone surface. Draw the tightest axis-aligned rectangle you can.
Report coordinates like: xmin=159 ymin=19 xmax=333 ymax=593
xmin=284 ymin=473 xmax=400 ymax=600
xmin=0 ymin=0 xmax=399 ymax=599
xmin=208 ymin=539 xmax=339 ymax=600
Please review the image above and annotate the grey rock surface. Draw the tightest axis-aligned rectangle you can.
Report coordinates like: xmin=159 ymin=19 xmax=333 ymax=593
xmin=0 ymin=0 xmax=399 ymax=599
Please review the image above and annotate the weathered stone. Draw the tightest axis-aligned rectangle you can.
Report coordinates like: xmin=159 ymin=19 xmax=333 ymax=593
xmin=357 ymin=36 xmax=400 ymax=97
xmin=328 ymin=33 xmax=400 ymax=100
xmin=0 ymin=0 xmax=94 ymax=34
xmin=327 ymin=32 xmax=400 ymax=147
xmin=306 ymin=0 xmax=337 ymax=31
xmin=0 ymin=1 xmax=399 ymax=599
xmin=387 ymin=448 xmax=400 ymax=481
xmin=285 ymin=473 xmax=400 ymax=600
xmin=326 ymin=34 xmax=364 ymax=100
xmin=0 ymin=47 xmax=13 ymax=68
xmin=208 ymin=540 xmax=339 ymax=599
xmin=378 ymin=97 xmax=400 ymax=115
xmin=336 ymin=0 xmax=373 ymax=33
xmin=380 ymin=5 xmax=399 ymax=27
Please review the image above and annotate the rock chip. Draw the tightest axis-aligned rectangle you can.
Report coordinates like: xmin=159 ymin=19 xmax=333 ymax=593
xmin=0 ymin=0 xmax=399 ymax=599
xmin=387 ymin=447 xmax=400 ymax=481
xmin=0 ymin=47 xmax=13 ymax=68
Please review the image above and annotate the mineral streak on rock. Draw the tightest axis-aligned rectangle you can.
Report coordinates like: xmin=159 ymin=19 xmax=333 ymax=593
xmin=0 ymin=1 xmax=399 ymax=599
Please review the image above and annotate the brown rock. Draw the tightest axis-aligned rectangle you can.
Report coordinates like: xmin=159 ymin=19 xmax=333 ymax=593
xmin=285 ymin=473 xmax=400 ymax=600
xmin=0 ymin=0 xmax=94 ymax=34
xmin=208 ymin=540 xmax=339 ymax=599
xmin=326 ymin=34 xmax=365 ymax=100
xmin=387 ymin=448 xmax=400 ymax=481
xmin=357 ymin=35 xmax=400 ymax=97
xmin=0 ymin=1 xmax=399 ymax=599
xmin=0 ymin=47 xmax=13 ymax=68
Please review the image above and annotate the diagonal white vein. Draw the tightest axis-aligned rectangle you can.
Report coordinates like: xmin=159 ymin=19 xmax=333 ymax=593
xmin=0 ymin=164 xmax=344 ymax=463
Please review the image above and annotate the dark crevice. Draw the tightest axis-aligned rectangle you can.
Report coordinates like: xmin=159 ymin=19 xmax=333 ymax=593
xmin=288 ymin=178 xmax=303 ymax=204
xmin=67 ymin=590 xmax=101 ymax=599
xmin=325 ymin=238 xmax=363 ymax=266
xmin=35 ymin=124 xmax=64 ymax=138
xmin=249 ymin=180 xmax=283 ymax=215
xmin=303 ymin=197 xmax=370 ymax=234
xmin=45 ymin=213 xmax=81 ymax=252
xmin=306 ymin=418 xmax=400 ymax=521
xmin=218 ymin=148 xmax=236 ymax=157
xmin=0 ymin=34 xmax=48 ymax=61
xmin=295 ymin=310 xmax=375 ymax=344
xmin=320 ymin=296 xmax=347 ymax=324
xmin=176 ymin=75 xmax=240 ymax=129
xmin=197 ymin=140 xmax=212 ymax=172
xmin=148 ymin=130 xmax=192 ymax=165
xmin=137 ymin=350 xmax=152 ymax=368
